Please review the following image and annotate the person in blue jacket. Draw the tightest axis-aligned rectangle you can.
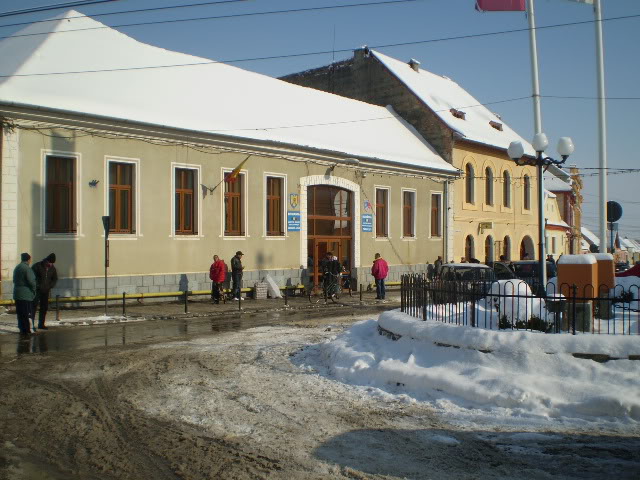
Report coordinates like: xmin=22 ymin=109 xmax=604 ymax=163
xmin=13 ymin=253 xmax=36 ymax=336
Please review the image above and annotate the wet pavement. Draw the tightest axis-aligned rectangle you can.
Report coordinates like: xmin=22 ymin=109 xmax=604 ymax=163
xmin=0 ymin=293 xmax=395 ymax=357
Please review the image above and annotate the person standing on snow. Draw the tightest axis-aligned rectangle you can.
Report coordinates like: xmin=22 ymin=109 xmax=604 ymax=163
xmin=13 ymin=253 xmax=36 ymax=336
xmin=209 ymin=254 xmax=227 ymax=304
xmin=231 ymin=251 xmax=244 ymax=301
xmin=31 ymin=253 xmax=58 ymax=330
xmin=371 ymin=253 xmax=389 ymax=301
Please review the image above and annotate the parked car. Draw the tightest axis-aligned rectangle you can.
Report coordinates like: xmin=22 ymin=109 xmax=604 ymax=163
xmin=488 ymin=261 xmax=518 ymax=281
xmin=434 ymin=263 xmax=497 ymax=303
xmin=615 ymin=261 xmax=630 ymax=273
xmin=509 ymin=260 xmax=557 ymax=291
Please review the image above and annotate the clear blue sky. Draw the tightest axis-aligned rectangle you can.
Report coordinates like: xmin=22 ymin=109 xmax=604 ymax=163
xmin=2 ymin=0 xmax=638 ymax=240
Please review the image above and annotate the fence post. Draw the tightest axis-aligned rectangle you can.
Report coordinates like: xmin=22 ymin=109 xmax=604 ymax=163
xmin=122 ymin=292 xmax=126 ymax=317
xmin=55 ymin=294 xmax=60 ymax=321
xmin=470 ymin=290 xmax=476 ymax=328
xmin=184 ymin=290 xmax=189 ymax=314
xmin=284 ymin=287 xmax=288 ymax=306
xmin=422 ymin=275 xmax=427 ymax=321
xmin=571 ymin=284 xmax=577 ymax=335
xmin=400 ymin=275 xmax=404 ymax=313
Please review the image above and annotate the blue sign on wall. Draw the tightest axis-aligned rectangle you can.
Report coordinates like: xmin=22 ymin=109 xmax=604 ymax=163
xmin=287 ymin=211 xmax=301 ymax=231
xmin=362 ymin=214 xmax=373 ymax=232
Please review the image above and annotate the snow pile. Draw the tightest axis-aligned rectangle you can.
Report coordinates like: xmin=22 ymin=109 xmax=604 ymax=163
xmin=379 ymin=310 xmax=639 ymax=357
xmin=483 ymin=280 xmax=545 ymax=323
xmin=304 ymin=313 xmax=640 ymax=428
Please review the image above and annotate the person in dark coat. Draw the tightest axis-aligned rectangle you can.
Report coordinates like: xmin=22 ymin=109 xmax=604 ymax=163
xmin=320 ymin=252 xmax=341 ymax=296
xmin=209 ymin=255 xmax=227 ymax=304
xmin=13 ymin=253 xmax=36 ymax=336
xmin=230 ymin=251 xmax=244 ymax=301
xmin=31 ymin=253 xmax=58 ymax=329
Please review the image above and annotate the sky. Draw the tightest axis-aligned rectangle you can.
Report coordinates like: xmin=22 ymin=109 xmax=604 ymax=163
xmin=1 ymin=0 xmax=638 ymax=241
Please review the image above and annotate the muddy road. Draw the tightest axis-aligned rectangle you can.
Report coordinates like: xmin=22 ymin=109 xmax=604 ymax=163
xmin=1 ymin=311 xmax=638 ymax=479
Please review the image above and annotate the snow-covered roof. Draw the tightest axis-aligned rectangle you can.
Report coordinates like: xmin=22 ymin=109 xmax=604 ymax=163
xmin=547 ymin=219 xmax=570 ymax=229
xmin=544 ymin=174 xmax=572 ymax=192
xmin=581 ymin=227 xmax=600 ymax=247
xmin=0 ymin=12 xmax=456 ymax=174
xmin=558 ymin=254 xmax=596 ymax=265
xmin=621 ymin=238 xmax=638 ymax=252
xmin=371 ymin=50 xmax=536 ymax=157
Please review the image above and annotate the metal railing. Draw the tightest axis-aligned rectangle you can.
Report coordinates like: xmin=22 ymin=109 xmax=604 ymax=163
xmin=400 ymin=274 xmax=639 ymax=335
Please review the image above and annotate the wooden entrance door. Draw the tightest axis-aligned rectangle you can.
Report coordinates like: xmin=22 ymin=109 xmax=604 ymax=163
xmin=306 ymin=185 xmax=353 ymax=288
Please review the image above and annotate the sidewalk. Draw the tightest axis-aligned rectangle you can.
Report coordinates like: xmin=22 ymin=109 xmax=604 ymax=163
xmin=0 ymin=290 xmax=399 ymax=334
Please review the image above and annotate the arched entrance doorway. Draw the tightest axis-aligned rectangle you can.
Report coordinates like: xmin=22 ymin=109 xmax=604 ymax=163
xmin=307 ymin=185 xmax=353 ymax=287
xmin=520 ymin=235 xmax=535 ymax=260
xmin=485 ymin=236 xmax=494 ymax=264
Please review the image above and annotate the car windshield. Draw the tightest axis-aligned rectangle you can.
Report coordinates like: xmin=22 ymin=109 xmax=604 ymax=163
xmin=443 ymin=267 xmax=494 ymax=281
xmin=512 ymin=262 xmax=556 ymax=277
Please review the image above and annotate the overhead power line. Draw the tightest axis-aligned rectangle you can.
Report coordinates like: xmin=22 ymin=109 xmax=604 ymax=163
xmin=0 ymin=0 xmax=422 ymax=38
xmin=1 ymin=2 xmax=638 ymax=43
xmin=0 ymin=0 xmax=121 ymax=18
xmin=1 ymin=10 xmax=639 ymax=79
xmin=0 ymin=1 xmax=258 ymax=29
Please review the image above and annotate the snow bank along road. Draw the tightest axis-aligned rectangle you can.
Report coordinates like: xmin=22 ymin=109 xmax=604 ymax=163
xmin=1 ymin=312 xmax=639 ymax=479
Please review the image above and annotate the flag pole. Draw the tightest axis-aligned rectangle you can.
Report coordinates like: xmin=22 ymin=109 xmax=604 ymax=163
xmin=594 ymin=0 xmax=608 ymax=253
xmin=527 ymin=0 xmax=543 ymax=135
xmin=527 ymin=0 xmax=547 ymax=287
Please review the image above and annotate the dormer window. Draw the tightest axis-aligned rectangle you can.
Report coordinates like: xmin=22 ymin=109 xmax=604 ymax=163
xmin=489 ymin=120 xmax=503 ymax=131
xmin=450 ymin=108 xmax=466 ymax=120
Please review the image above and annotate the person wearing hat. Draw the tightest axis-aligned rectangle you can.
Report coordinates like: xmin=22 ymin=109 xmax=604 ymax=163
xmin=31 ymin=253 xmax=58 ymax=329
xmin=13 ymin=253 xmax=36 ymax=336
xmin=230 ymin=251 xmax=244 ymax=301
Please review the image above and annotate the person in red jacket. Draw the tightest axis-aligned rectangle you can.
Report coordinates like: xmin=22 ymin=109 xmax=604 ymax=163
xmin=209 ymin=255 xmax=227 ymax=304
xmin=371 ymin=253 xmax=389 ymax=301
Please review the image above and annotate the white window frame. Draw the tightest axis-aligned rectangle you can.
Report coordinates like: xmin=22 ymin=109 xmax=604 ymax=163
xmin=220 ymin=167 xmax=249 ymax=239
xmin=373 ymin=185 xmax=391 ymax=240
xmin=263 ymin=172 xmax=287 ymax=239
xmin=104 ymin=156 xmax=141 ymax=240
xmin=401 ymin=188 xmax=417 ymax=240
xmin=39 ymin=149 xmax=83 ymax=239
xmin=429 ymin=191 xmax=443 ymax=239
xmin=171 ymin=162 xmax=202 ymax=239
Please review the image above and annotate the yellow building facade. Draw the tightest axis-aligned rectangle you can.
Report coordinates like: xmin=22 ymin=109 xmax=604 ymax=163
xmin=451 ymin=142 xmax=538 ymax=263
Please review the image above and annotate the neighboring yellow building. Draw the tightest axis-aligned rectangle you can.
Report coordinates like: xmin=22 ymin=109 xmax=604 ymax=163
xmin=283 ymin=48 xmax=548 ymax=263
xmin=544 ymin=191 xmax=571 ymax=259
xmin=453 ymin=142 xmax=537 ymax=263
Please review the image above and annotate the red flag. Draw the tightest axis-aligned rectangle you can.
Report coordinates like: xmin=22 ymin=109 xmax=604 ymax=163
xmin=476 ymin=0 xmax=525 ymax=11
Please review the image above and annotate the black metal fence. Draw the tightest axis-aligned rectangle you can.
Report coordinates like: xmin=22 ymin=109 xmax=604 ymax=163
xmin=400 ymin=274 xmax=640 ymax=335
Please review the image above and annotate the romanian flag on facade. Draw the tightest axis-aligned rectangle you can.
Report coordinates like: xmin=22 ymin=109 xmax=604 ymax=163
xmin=224 ymin=155 xmax=250 ymax=183
xmin=475 ymin=0 xmax=525 ymax=11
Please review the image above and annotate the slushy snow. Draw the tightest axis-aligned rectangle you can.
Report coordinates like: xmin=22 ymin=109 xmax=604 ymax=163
xmin=298 ymin=310 xmax=640 ymax=431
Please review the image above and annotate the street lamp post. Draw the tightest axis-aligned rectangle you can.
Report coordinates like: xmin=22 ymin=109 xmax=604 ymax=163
xmin=507 ymin=134 xmax=574 ymax=294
